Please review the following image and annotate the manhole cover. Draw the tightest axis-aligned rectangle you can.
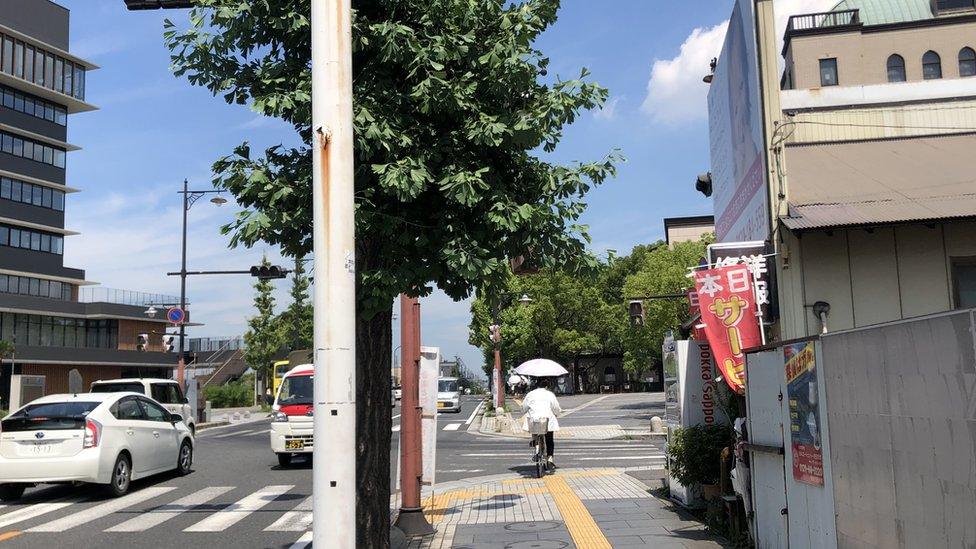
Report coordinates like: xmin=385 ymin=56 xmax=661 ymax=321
xmin=504 ymin=541 xmax=569 ymax=549
xmin=504 ymin=521 xmax=562 ymax=533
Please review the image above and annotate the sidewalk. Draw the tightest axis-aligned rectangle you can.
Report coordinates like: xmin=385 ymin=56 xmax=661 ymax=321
xmin=402 ymin=468 xmax=728 ymax=549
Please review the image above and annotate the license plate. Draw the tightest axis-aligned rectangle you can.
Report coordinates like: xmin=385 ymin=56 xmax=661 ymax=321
xmin=285 ymin=439 xmax=305 ymax=450
xmin=28 ymin=441 xmax=56 ymax=455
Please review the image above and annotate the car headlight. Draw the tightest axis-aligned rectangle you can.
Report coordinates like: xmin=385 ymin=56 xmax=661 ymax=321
xmin=272 ymin=411 xmax=288 ymax=423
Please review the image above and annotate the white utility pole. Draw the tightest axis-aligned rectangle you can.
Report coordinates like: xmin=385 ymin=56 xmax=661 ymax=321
xmin=311 ymin=0 xmax=356 ymax=547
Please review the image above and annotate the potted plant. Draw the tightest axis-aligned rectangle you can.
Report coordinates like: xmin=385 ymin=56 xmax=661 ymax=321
xmin=667 ymin=424 xmax=732 ymax=501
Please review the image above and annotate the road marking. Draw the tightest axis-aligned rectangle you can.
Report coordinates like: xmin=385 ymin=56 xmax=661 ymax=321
xmin=559 ymin=395 xmax=613 ymax=418
xmin=438 ymin=469 xmax=485 ymax=474
xmin=463 ymin=400 xmax=485 ymax=426
xmin=28 ymin=487 xmax=176 ymax=533
xmin=264 ymin=496 xmax=312 ymax=532
xmin=578 ymin=456 xmax=664 ymax=461
xmin=443 ymin=423 xmax=461 ymax=431
xmin=0 ymin=531 xmax=21 ymax=542
xmin=544 ymin=474 xmax=611 ymax=548
xmin=288 ymin=531 xmax=313 ymax=549
xmin=212 ymin=429 xmax=259 ymax=438
xmin=0 ymin=500 xmax=78 ymax=530
xmin=392 ymin=425 xmax=400 ymax=433
xmin=105 ymin=486 xmax=234 ymax=532
xmin=243 ymin=429 xmax=272 ymax=437
xmin=184 ymin=485 xmax=293 ymax=532
xmin=391 ymin=414 xmax=401 ymax=420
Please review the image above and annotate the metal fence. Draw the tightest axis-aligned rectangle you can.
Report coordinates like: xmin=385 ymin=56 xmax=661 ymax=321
xmin=187 ymin=336 xmax=244 ymax=353
xmin=77 ymin=287 xmax=180 ymax=307
xmin=785 ymin=9 xmax=860 ymax=35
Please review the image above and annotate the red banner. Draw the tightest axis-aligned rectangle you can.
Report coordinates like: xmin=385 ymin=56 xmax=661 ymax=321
xmin=693 ymin=264 xmax=762 ymax=394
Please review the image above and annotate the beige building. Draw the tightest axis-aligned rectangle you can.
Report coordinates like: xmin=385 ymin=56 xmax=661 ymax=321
xmin=770 ymin=0 xmax=976 ymax=339
xmin=663 ymin=215 xmax=715 ymax=248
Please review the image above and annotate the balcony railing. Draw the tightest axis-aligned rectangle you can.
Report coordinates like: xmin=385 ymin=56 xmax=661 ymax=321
xmin=187 ymin=336 xmax=244 ymax=353
xmin=77 ymin=287 xmax=180 ymax=307
xmin=786 ymin=9 xmax=861 ymax=36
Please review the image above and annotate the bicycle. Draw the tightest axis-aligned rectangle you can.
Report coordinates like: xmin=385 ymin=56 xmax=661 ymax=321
xmin=527 ymin=417 xmax=552 ymax=478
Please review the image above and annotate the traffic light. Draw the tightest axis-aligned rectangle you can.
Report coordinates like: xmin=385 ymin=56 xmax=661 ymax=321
xmin=628 ymin=300 xmax=645 ymax=327
xmin=161 ymin=334 xmax=176 ymax=353
xmin=123 ymin=0 xmax=194 ymax=9
xmin=250 ymin=265 xmax=288 ymax=280
xmin=136 ymin=333 xmax=149 ymax=352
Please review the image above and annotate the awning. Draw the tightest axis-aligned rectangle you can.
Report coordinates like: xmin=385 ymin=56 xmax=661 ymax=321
xmin=781 ymin=134 xmax=976 ymax=230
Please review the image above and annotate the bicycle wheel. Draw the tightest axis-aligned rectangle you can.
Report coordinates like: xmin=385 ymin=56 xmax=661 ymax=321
xmin=536 ymin=436 xmax=547 ymax=478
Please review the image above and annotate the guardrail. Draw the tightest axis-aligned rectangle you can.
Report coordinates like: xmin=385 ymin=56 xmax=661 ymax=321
xmin=78 ymin=287 xmax=180 ymax=307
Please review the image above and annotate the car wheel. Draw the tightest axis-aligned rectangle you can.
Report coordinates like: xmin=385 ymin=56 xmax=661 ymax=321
xmin=277 ymin=453 xmax=293 ymax=467
xmin=0 ymin=484 xmax=25 ymax=502
xmin=177 ymin=441 xmax=193 ymax=476
xmin=107 ymin=454 xmax=132 ymax=498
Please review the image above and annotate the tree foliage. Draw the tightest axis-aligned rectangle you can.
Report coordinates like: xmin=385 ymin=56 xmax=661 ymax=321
xmin=242 ymin=256 xmax=285 ymax=381
xmin=278 ymin=256 xmax=313 ymax=351
xmin=0 ymin=339 xmax=12 ymax=360
xmin=468 ymin=237 xmax=713 ymax=381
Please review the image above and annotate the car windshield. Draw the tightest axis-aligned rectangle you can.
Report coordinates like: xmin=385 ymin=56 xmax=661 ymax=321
xmin=91 ymin=382 xmax=146 ymax=395
xmin=278 ymin=374 xmax=313 ymax=405
xmin=1 ymin=401 xmax=100 ymax=431
xmin=438 ymin=380 xmax=458 ymax=393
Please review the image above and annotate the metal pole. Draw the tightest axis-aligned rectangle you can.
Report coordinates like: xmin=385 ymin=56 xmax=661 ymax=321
xmin=311 ymin=0 xmax=356 ymax=546
xmin=492 ymin=303 xmax=504 ymax=409
xmin=178 ymin=178 xmax=188 ymax=387
xmin=395 ymin=295 xmax=434 ymax=535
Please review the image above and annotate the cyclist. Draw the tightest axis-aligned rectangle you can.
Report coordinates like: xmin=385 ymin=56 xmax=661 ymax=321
xmin=521 ymin=377 xmax=562 ymax=468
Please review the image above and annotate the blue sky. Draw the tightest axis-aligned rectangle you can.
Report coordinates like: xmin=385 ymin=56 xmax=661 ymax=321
xmin=56 ymin=0 xmax=832 ymax=378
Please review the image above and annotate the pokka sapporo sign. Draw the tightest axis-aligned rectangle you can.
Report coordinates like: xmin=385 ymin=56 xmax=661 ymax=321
xmin=693 ymin=264 xmax=762 ymax=395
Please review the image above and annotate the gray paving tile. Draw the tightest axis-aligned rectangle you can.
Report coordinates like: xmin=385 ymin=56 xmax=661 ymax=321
xmin=589 ymin=512 xmax=654 ymax=522
xmin=600 ymin=525 xmax=669 ymax=537
xmin=606 ymin=535 xmax=646 ymax=545
xmin=471 ymin=532 xmax=540 ymax=542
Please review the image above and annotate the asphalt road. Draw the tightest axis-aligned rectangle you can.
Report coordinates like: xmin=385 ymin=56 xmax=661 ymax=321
xmin=0 ymin=392 xmax=664 ymax=548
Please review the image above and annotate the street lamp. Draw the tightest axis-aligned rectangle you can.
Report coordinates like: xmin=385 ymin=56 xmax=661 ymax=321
xmin=176 ymin=179 xmax=226 ymax=386
xmin=491 ymin=292 xmax=532 ymax=409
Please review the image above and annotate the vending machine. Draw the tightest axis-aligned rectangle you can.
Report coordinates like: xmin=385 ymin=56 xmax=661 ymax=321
xmin=664 ymin=335 xmax=724 ymax=507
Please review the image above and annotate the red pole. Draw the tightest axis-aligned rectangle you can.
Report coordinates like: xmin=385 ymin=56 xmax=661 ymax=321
xmin=395 ymin=294 xmax=434 ymax=536
xmin=494 ymin=345 xmax=504 ymax=409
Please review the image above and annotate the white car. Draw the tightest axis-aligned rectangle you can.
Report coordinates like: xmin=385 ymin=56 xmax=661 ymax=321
xmin=0 ymin=392 xmax=194 ymax=501
xmin=90 ymin=378 xmax=196 ymax=434
xmin=437 ymin=377 xmax=462 ymax=413
xmin=393 ymin=387 xmax=402 ymax=400
xmin=270 ymin=364 xmax=314 ymax=467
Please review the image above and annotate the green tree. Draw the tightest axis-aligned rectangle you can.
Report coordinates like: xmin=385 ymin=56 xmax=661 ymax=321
xmin=165 ymin=1 xmax=617 ymax=540
xmin=0 ymin=340 xmax=12 ymax=360
xmin=279 ymin=256 xmax=313 ymax=351
xmin=621 ymin=237 xmax=712 ymax=373
xmin=468 ymin=268 xmax=627 ymax=390
xmin=243 ymin=256 xmax=285 ymax=396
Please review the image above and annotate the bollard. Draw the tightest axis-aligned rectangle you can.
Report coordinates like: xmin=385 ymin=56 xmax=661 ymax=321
xmin=650 ymin=416 xmax=665 ymax=434
xmin=204 ymin=401 xmax=212 ymax=423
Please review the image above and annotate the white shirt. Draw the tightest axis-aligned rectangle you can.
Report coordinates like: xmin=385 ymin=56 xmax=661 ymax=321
xmin=520 ymin=388 xmax=562 ymax=432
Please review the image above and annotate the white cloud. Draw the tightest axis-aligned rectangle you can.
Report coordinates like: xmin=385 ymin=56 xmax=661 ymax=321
xmin=641 ymin=0 xmax=838 ymax=125
xmin=593 ymin=96 xmax=622 ymax=121
xmin=641 ymin=21 xmax=729 ymax=125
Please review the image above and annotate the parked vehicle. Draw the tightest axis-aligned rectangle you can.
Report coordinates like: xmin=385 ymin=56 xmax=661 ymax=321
xmin=0 ymin=392 xmax=194 ymax=501
xmin=270 ymin=364 xmax=314 ymax=467
xmin=393 ymin=386 xmax=402 ymax=400
xmin=437 ymin=377 xmax=462 ymax=413
xmin=90 ymin=378 xmax=196 ymax=435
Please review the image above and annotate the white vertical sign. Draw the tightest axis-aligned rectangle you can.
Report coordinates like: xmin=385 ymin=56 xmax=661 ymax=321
xmin=419 ymin=346 xmax=440 ymax=486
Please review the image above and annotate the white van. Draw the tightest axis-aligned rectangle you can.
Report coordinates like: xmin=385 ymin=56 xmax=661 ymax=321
xmin=270 ymin=364 xmax=314 ymax=467
xmin=90 ymin=379 xmax=196 ymax=435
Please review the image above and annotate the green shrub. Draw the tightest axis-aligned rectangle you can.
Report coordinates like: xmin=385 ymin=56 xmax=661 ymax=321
xmin=0 ymin=409 xmax=7 ymax=420
xmin=204 ymin=375 xmax=255 ymax=408
xmin=667 ymin=424 xmax=732 ymax=486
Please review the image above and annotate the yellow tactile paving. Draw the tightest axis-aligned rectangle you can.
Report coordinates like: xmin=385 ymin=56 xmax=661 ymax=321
xmin=543 ymin=475 xmax=612 ymax=549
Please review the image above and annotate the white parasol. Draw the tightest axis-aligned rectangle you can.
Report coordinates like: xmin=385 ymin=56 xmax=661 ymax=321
xmin=514 ymin=358 xmax=569 ymax=378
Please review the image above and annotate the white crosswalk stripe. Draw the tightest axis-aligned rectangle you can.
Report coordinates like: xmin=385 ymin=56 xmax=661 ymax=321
xmin=443 ymin=423 xmax=461 ymax=431
xmin=105 ymin=486 xmax=234 ymax=533
xmin=212 ymin=429 xmax=259 ymax=438
xmin=392 ymin=425 xmax=400 ymax=432
xmin=264 ymin=496 xmax=312 ymax=532
xmin=244 ymin=429 xmax=271 ymax=437
xmin=183 ymin=485 xmax=293 ymax=532
xmin=0 ymin=498 xmax=81 ymax=530
xmin=289 ymin=531 xmax=313 ymax=549
xmin=28 ymin=487 xmax=176 ymax=533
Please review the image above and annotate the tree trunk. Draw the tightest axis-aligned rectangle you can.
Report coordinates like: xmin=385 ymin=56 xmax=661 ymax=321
xmin=355 ymin=237 xmax=393 ymax=548
xmin=356 ymin=307 xmax=392 ymax=547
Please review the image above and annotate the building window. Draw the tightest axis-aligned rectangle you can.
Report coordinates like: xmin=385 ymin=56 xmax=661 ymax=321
xmin=923 ymin=50 xmax=943 ymax=79
xmin=0 ymin=177 xmax=66 ymax=211
xmin=959 ymin=47 xmax=976 ymax=77
xmin=887 ymin=54 xmax=906 ymax=82
xmin=935 ymin=0 xmax=975 ymax=12
xmin=0 ymin=224 xmax=63 ymax=255
xmin=0 ymin=85 xmax=67 ymax=126
xmin=819 ymin=58 xmax=838 ymax=86
xmin=952 ymin=257 xmax=976 ymax=309
xmin=0 ymin=130 xmax=66 ymax=168
xmin=0 ymin=312 xmax=117 ymax=349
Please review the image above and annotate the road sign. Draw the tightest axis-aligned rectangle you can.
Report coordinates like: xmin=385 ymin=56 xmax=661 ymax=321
xmin=167 ymin=307 xmax=187 ymax=325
